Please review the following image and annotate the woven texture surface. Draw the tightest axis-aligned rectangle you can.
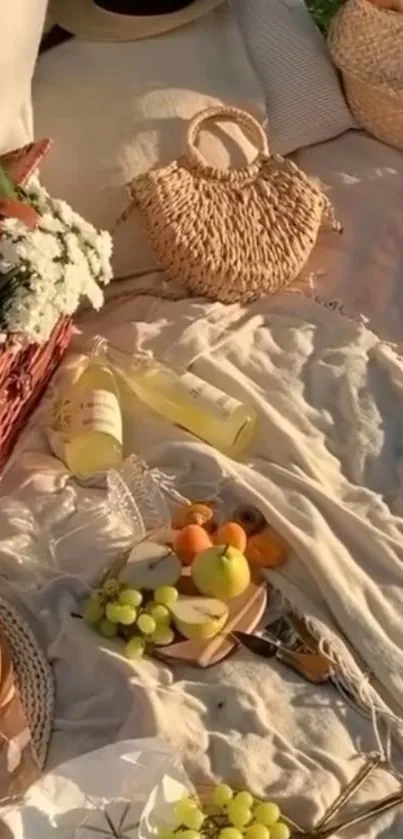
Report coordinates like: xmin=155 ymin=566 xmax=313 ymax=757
xmin=0 ymin=317 xmax=73 ymax=470
xmin=231 ymin=0 xmax=355 ymax=155
xmin=0 ymin=142 xmax=73 ymax=470
xmin=0 ymin=633 xmax=40 ymax=806
xmin=0 ymin=594 xmax=54 ymax=770
xmin=329 ymin=0 xmax=403 ymax=149
xmin=131 ymin=106 xmax=341 ymax=304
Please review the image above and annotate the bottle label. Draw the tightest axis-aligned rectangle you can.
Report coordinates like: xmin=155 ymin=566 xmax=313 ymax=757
xmin=74 ymin=390 xmax=123 ymax=444
xmin=175 ymin=371 xmax=242 ymax=421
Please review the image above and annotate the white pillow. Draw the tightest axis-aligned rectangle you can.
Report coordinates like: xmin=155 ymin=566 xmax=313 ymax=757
xmin=231 ymin=0 xmax=356 ymax=156
xmin=0 ymin=1 xmax=48 ymax=153
xmin=32 ymin=5 xmax=266 ymax=280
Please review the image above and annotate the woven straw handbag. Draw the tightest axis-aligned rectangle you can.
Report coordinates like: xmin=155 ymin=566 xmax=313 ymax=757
xmin=329 ymin=0 xmax=403 ymax=150
xmin=129 ymin=106 xmax=341 ymax=304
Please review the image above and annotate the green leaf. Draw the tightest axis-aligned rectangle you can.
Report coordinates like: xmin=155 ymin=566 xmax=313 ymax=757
xmin=0 ymin=165 xmax=18 ymax=200
xmin=306 ymin=0 xmax=343 ymax=33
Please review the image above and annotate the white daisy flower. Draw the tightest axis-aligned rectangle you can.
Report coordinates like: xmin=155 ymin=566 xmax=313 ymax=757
xmin=53 ymin=198 xmax=76 ymax=226
xmin=87 ymin=250 xmax=101 ymax=276
xmin=1 ymin=218 xmax=21 ymax=235
xmin=40 ymin=213 xmax=65 ymax=234
xmin=1 ymin=176 xmax=112 ymax=341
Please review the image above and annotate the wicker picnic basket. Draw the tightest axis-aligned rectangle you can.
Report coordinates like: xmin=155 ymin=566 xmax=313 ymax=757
xmin=0 ymin=142 xmax=72 ymax=468
xmin=0 ymin=140 xmax=111 ymax=469
xmin=328 ymin=0 xmax=403 ymax=150
xmin=0 ymin=317 xmax=73 ymax=469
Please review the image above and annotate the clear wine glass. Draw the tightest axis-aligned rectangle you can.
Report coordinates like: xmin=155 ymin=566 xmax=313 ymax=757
xmin=106 ymin=455 xmax=171 ymax=542
xmin=36 ymin=490 xmax=124 ymax=585
xmin=18 ymin=457 xmax=172 ymax=586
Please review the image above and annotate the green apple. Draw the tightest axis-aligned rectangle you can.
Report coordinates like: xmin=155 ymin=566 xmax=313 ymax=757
xmin=192 ymin=544 xmax=250 ymax=599
xmin=170 ymin=596 xmax=229 ymax=641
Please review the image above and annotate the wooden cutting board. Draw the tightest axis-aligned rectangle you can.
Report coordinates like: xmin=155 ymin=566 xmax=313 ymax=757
xmin=102 ymin=542 xmax=269 ymax=668
xmin=155 ymin=572 xmax=268 ymax=668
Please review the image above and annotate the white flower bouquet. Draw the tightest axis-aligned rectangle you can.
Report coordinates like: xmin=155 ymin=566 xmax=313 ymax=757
xmin=0 ymin=177 xmax=112 ymax=344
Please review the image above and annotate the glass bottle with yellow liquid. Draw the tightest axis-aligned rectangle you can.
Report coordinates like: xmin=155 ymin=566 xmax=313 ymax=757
xmin=109 ymin=346 xmax=257 ymax=457
xmin=65 ymin=349 xmax=123 ymax=480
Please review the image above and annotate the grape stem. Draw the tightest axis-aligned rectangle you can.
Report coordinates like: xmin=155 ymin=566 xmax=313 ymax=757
xmin=173 ymin=813 xmax=233 ymax=838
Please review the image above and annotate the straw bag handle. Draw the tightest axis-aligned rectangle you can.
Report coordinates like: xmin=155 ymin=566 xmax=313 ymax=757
xmin=185 ymin=106 xmax=270 ymax=169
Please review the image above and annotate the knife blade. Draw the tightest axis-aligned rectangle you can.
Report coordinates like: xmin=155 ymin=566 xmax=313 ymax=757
xmin=232 ymin=631 xmax=332 ymax=683
xmin=233 ymin=631 xmax=279 ymax=657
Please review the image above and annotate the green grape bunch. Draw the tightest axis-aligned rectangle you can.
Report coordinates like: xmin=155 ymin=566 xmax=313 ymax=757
xmin=156 ymin=786 xmax=290 ymax=839
xmin=82 ymin=577 xmax=178 ymax=659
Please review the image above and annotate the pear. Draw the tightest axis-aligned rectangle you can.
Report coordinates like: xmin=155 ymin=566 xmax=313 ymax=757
xmin=170 ymin=596 xmax=229 ymax=641
xmin=192 ymin=544 xmax=250 ymax=599
xmin=120 ymin=542 xmax=181 ymax=590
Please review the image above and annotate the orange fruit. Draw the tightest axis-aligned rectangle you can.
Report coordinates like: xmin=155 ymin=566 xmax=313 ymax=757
xmin=173 ymin=524 xmax=213 ymax=567
xmin=245 ymin=527 xmax=288 ymax=568
xmin=213 ymin=521 xmax=247 ymax=553
xmin=171 ymin=502 xmax=215 ymax=530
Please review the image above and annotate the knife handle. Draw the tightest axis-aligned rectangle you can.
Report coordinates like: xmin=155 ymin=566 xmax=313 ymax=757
xmin=276 ymin=648 xmax=331 ymax=683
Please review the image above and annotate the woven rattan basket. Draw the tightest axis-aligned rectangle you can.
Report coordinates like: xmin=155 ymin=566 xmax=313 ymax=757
xmin=0 ymin=317 xmax=73 ymax=470
xmin=328 ymin=0 xmax=403 ymax=150
xmin=0 ymin=142 xmax=73 ymax=469
xmin=130 ymin=106 xmax=341 ymax=304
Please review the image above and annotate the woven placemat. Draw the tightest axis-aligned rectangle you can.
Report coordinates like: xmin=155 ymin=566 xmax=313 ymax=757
xmin=0 ymin=594 xmax=54 ymax=770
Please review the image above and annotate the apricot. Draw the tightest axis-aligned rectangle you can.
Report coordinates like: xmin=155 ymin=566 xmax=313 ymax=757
xmin=233 ymin=504 xmax=266 ymax=537
xmin=173 ymin=524 xmax=213 ymax=567
xmin=245 ymin=527 xmax=289 ymax=568
xmin=171 ymin=502 xmax=191 ymax=529
xmin=213 ymin=521 xmax=247 ymax=553
xmin=171 ymin=501 xmax=215 ymax=530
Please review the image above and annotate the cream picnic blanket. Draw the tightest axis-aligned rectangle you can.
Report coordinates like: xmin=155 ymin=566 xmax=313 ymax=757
xmin=2 ymin=289 xmax=403 ymax=835
xmin=100 ymin=291 xmax=403 ymax=736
